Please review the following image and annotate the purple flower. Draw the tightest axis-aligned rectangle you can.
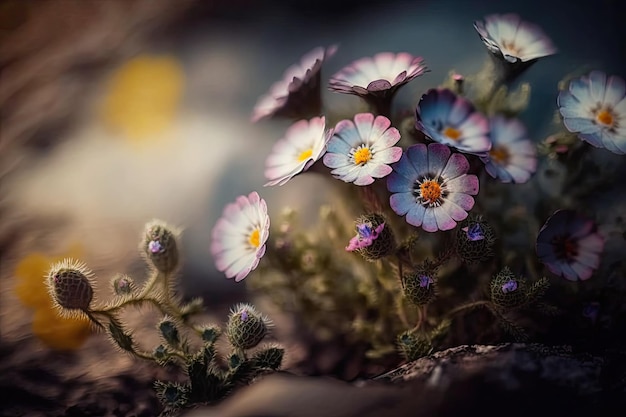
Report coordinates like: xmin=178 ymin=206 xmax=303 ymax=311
xmin=415 ymin=88 xmax=491 ymax=156
xmin=558 ymin=71 xmax=626 ymax=154
xmin=328 ymin=52 xmax=428 ymax=98
xmin=148 ymin=240 xmax=163 ymax=253
xmin=462 ymin=223 xmax=485 ymax=241
xmin=536 ymin=209 xmax=605 ymax=281
xmin=252 ymin=45 xmax=337 ymax=122
xmin=481 ymin=115 xmax=537 ymax=183
xmin=419 ymin=275 xmax=434 ymax=288
xmin=387 ymin=143 xmax=479 ymax=232
xmin=240 ymin=310 xmax=249 ymax=322
xmin=501 ymin=280 xmax=518 ymax=293
xmin=346 ymin=222 xmax=385 ymax=252
xmin=323 ymin=113 xmax=402 ymax=186
xmin=473 ymin=13 xmax=556 ymax=63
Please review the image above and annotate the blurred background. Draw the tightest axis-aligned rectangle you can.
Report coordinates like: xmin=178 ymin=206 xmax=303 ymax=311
xmin=1 ymin=0 xmax=625 ymax=415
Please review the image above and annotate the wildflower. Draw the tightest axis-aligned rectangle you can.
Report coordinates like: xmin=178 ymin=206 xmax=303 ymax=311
xmin=557 ymin=71 xmax=626 ymax=154
xmin=210 ymin=191 xmax=270 ymax=281
xmin=455 ymin=215 xmax=496 ymax=263
xmin=101 ymin=55 xmax=184 ymax=142
xmin=462 ymin=223 xmax=485 ymax=241
xmin=387 ymin=143 xmax=479 ymax=232
xmin=403 ymin=267 xmax=437 ymax=306
xmin=346 ymin=213 xmax=396 ymax=261
xmin=481 ymin=115 xmax=537 ymax=183
xmin=264 ymin=116 xmax=334 ymax=186
xmin=252 ymin=45 xmax=337 ymax=122
xmin=473 ymin=13 xmax=557 ymax=63
xmin=490 ymin=267 xmax=526 ymax=310
xmin=323 ymin=113 xmax=402 ymax=185
xmin=415 ymin=88 xmax=491 ymax=156
xmin=328 ymin=52 xmax=428 ymax=114
xmin=226 ymin=303 xmax=273 ymax=350
xmin=142 ymin=220 xmax=180 ymax=274
xmin=536 ymin=209 xmax=605 ymax=281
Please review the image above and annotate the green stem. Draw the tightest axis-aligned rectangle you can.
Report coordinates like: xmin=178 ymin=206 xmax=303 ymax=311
xmin=445 ymin=300 xmax=491 ymax=319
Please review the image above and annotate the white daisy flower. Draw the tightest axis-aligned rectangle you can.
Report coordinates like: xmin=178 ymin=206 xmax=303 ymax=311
xmin=210 ymin=191 xmax=270 ymax=282
xmin=264 ymin=116 xmax=334 ymax=186
xmin=323 ymin=113 xmax=402 ymax=186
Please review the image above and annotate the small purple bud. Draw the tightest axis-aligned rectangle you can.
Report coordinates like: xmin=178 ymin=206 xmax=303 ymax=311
xmin=462 ymin=223 xmax=485 ymax=241
xmin=356 ymin=223 xmax=374 ymax=239
xmin=240 ymin=310 xmax=249 ymax=322
xmin=149 ymin=240 xmax=163 ymax=254
xmin=501 ymin=280 xmax=518 ymax=293
xmin=419 ymin=275 xmax=433 ymax=288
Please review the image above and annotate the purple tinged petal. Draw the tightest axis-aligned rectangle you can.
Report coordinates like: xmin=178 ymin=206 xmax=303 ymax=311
xmin=441 ymin=153 xmax=470 ymax=180
xmin=323 ymin=152 xmax=350 ymax=169
xmin=406 ymin=143 xmax=428 ymax=175
xmin=434 ymin=208 xmax=457 ymax=231
xmin=421 ymin=208 xmax=438 ymax=232
xmin=604 ymin=75 xmax=626 ymax=106
xmin=427 ymin=143 xmax=451 ymax=176
xmin=390 ymin=192 xmax=416 ymax=216
xmin=387 ymin=171 xmax=414 ymax=193
xmin=406 ymin=203 xmax=426 ymax=227
xmin=446 ymin=175 xmax=479 ymax=195
xmin=447 ymin=192 xmax=475 ymax=211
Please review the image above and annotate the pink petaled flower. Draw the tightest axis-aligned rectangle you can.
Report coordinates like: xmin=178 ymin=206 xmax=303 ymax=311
xmin=481 ymin=115 xmax=537 ymax=183
xmin=473 ymin=13 xmax=556 ymax=63
xmin=328 ymin=52 xmax=428 ymax=98
xmin=252 ymin=45 xmax=337 ymax=123
xmin=536 ymin=209 xmax=605 ymax=281
xmin=346 ymin=222 xmax=385 ymax=252
xmin=387 ymin=143 xmax=479 ymax=232
xmin=264 ymin=116 xmax=334 ymax=186
xmin=210 ymin=191 xmax=270 ymax=282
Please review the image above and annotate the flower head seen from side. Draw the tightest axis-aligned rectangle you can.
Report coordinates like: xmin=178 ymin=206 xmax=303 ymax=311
xmin=252 ymin=45 xmax=337 ymax=123
xmin=557 ymin=71 xmax=626 ymax=154
xmin=473 ymin=13 xmax=556 ymax=63
xmin=210 ymin=192 xmax=270 ymax=281
xmin=323 ymin=113 xmax=402 ymax=186
xmin=536 ymin=209 xmax=605 ymax=281
xmin=328 ymin=52 xmax=428 ymax=99
xmin=346 ymin=221 xmax=385 ymax=252
xmin=481 ymin=115 xmax=537 ymax=183
xmin=387 ymin=143 xmax=479 ymax=232
xmin=264 ymin=116 xmax=334 ymax=186
xmin=415 ymin=88 xmax=491 ymax=156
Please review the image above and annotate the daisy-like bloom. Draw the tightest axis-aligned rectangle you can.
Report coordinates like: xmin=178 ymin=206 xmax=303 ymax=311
xmin=210 ymin=191 xmax=270 ymax=281
xmin=323 ymin=113 xmax=402 ymax=186
xmin=415 ymin=88 xmax=491 ymax=156
xmin=387 ymin=143 xmax=479 ymax=232
xmin=264 ymin=116 xmax=334 ymax=186
xmin=557 ymin=71 xmax=626 ymax=154
xmin=480 ymin=115 xmax=537 ymax=183
xmin=328 ymin=52 xmax=428 ymax=115
xmin=251 ymin=45 xmax=337 ymax=123
xmin=473 ymin=13 xmax=557 ymax=63
xmin=536 ymin=209 xmax=605 ymax=281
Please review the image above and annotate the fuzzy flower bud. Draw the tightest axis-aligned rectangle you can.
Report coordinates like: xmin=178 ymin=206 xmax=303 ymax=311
xmin=397 ymin=331 xmax=432 ymax=362
xmin=490 ymin=267 xmax=526 ymax=310
xmin=402 ymin=267 xmax=437 ymax=306
xmin=226 ymin=303 xmax=272 ymax=350
xmin=454 ymin=215 xmax=496 ymax=264
xmin=142 ymin=220 xmax=179 ymax=274
xmin=158 ymin=317 xmax=181 ymax=348
xmin=46 ymin=259 xmax=95 ymax=313
xmin=111 ymin=274 xmax=135 ymax=296
xmin=346 ymin=213 xmax=396 ymax=262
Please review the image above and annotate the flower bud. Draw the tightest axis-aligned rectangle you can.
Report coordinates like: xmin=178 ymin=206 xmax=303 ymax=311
xmin=454 ymin=215 xmax=496 ymax=264
xmin=490 ymin=267 xmax=526 ymax=310
xmin=111 ymin=274 xmax=135 ymax=296
xmin=226 ymin=303 xmax=272 ymax=350
xmin=252 ymin=344 xmax=284 ymax=370
xmin=46 ymin=259 xmax=95 ymax=313
xmin=158 ymin=317 xmax=180 ymax=348
xmin=402 ymin=268 xmax=437 ymax=306
xmin=142 ymin=220 xmax=179 ymax=273
xmin=397 ymin=331 xmax=432 ymax=362
xmin=346 ymin=213 xmax=396 ymax=262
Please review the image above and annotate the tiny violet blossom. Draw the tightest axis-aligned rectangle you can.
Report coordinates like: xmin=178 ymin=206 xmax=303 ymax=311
xmin=328 ymin=52 xmax=428 ymax=98
xmin=251 ymin=45 xmax=337 ymax=122
xmin=346 ymin=222 xmax=385 ymax=252
xmin=501 ymin=280 xmax=518 ymax=293
xmin=536 ymin=209 xmax=605 ymax=281
xmin=481 ymin=115 xmax=537 ymax=183
xmin=264 ymin=116 xmax=334 ymax=186
xmin=473 ymin=13 xmax=557 ymax=63
xmin=387 ymin=143 xmax=479 ymax=232
xmin=462 ymin=223 xmax=485 ymax=241
xmin=210 ymin=191 xmax=270 ymax=282
xmin=148 ymin=240 xmax=163 ymax=253
xmin=419 ymin=275 xmax=434 ymax=289
xmin=415 ymin=88 xmax=491 ymax=156
xmin=557 ymin=71 xmax=626 ymax=154
xmin=323 ymin=113 xmax=402 ymax=186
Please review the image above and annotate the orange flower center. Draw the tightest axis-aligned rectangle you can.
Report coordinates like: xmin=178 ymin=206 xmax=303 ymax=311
xmin=489 ymin=146 xmax=510 ymax=164
xmin=420 ymin=180 xmax=442 ymax=203
xmin=596 ymin=110 xmax=614 ymax=127
xmin=443 ymin=127 xmax=462 ymax=141
xmin=353 ymin=147 xmax=372 ymax=165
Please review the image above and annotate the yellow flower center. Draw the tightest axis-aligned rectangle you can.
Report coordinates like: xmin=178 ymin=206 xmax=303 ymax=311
xmin=489 ymin=146 xmax=510 ymax=164
xmin=443 ymin=127 xmax=462 ymax=141
xmin=420 ymin=180 xmax=442 ymax=203
xmin=353 ymin=147 xmax=372 ymax=165
xmin=298 ymin=148 xmax=313 ymax=162
xmin=596 ymin=109 xmax=614 ymax=127
xmin=248 ymin=228 xmax=260 ymax=248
